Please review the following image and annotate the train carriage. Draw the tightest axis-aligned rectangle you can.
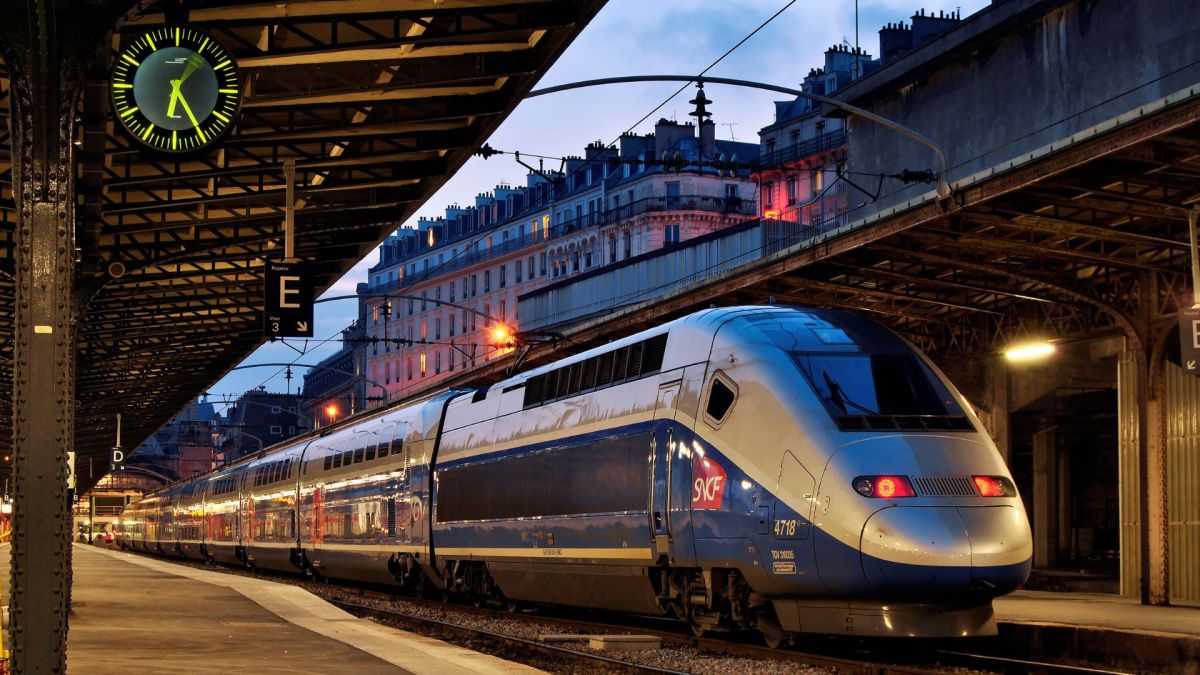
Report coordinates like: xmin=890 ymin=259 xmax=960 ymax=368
xmin=173 ymin=482 xmax=206 ymax=560
xmin=118 ymin=306 xmax=1031 ymax=642
xmin=203 ymin=464 xmax=248 ymax=566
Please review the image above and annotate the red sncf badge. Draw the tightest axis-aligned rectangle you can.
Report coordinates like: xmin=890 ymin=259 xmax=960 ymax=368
xmin=692 ymin=456 xmax=727 ymax=510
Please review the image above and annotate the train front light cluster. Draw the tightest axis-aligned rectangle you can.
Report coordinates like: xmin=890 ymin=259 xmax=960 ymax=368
xmin=972 ymin=475 xmax=1015 ymax=497
xmin=853 ymin=475 xmax=916 ymax=498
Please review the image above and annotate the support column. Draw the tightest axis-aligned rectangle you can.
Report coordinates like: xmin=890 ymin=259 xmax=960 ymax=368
xmin=992 ymin=358 xmax=1011 ymax=468
xmin=1032 ymin=426 xmax=1058 ymax=568
xmin=4 ymin=4 xmax=84 ymax=672
xmin=1131 ymin=267 xmax=1172 ymax=606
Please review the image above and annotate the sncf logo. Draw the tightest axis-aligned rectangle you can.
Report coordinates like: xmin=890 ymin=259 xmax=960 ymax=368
xmin=692 ymin=456 xmax=727 ymax=510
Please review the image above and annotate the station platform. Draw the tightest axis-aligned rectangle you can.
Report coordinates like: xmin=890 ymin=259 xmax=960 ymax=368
xmin=993 ymin=590 xmax=1200 ymax=672
xmin=0 ymin=543 xmax=542 ymax=674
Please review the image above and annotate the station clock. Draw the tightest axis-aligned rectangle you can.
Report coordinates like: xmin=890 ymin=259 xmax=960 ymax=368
xmin=110 ymin=26 xmax=241 ymax=154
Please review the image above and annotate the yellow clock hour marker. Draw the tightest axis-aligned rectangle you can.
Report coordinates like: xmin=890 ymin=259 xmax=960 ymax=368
xmin=122 ymin=53 xmax=139 ymax=66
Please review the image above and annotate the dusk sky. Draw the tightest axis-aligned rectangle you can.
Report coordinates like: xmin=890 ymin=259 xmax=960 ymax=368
xmin=204 ymin=0 xmax=990 ymax=414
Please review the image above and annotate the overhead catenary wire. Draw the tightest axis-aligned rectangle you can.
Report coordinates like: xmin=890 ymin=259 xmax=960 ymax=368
xmin=379 ymin=0 xmax=801 ymax=309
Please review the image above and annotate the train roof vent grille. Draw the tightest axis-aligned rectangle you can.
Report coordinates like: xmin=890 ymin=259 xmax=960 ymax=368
xmin=913 ymin=475 xmax=976 ymax=497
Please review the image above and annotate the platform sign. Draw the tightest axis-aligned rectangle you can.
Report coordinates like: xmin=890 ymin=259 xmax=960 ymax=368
xmin=1180 ymin=307 xmax=1200 ymax=374
xmin=111 ymin=446 xmax=125 ymax=471
xmin=264 ymin=260 xmax=314 ymax=338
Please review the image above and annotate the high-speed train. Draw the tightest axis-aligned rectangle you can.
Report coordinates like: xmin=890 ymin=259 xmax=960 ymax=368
xmin=117 ymin=306 xmax=1031 ymax=643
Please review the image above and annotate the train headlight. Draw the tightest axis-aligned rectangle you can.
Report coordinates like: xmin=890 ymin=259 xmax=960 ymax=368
xmin=972 ymin=475 xmax=1015 ymax=497
xmin=853 ymin=475 xmax=916 ymax=498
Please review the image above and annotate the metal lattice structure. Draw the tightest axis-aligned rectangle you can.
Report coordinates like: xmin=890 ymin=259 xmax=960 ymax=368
xmin=0 ymin=0 xmax=604 ymax=493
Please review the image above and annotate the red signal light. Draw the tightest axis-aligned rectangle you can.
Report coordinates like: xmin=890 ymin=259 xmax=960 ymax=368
xmin=972 ymin=475 xmax=1011 ymax=497
xmin=852 ymin=475 xmax=916 ymax=498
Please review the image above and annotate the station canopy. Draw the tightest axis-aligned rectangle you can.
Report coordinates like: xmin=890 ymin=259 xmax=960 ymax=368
xmin=0 ymin=0 xmax=604 ymax=491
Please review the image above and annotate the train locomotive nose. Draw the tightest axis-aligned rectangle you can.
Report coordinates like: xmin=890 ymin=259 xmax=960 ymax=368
xmin=860 ymin=505 xmax=1031 ymax=597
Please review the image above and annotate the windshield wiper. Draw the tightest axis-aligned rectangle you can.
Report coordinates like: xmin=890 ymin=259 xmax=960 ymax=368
xmin=822 ymin=371 xmax=878 ymax=415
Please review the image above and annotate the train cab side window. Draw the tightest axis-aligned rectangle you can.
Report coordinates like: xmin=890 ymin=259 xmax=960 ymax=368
xmin=704 ymin=375 xmax=737 ymax=428
xmin=379 ymin=440 xmax=391 ymax=458
xmin=324 ymin=455 xmax=333 ymax=471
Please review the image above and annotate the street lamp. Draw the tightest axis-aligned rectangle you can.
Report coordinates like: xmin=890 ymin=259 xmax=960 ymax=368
xmin=326 ymin=404 xmax=339 ymax=422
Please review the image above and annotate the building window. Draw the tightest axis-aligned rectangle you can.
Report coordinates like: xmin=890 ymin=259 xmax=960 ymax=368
xmin=623 ymin=230 xmax=632 ymax=259
xmin=420 ymin=352 xmax=427 ymax=377
xmin=515 ymin=260 xmax=522 ymax=283
xmin=449 ymin=346 xmax=456 ymax=370
xmin=407 ymin=357 xmax=413 ymax=380
xmin=471 ymin=274 xmax=478 ymax=296
xmin=540 ymin=253 xmax=547 ymax=276
xmin=450 ymin=281 xmax=456 ymax=303
xmin=811 ymin=168 xmax=823 ymax=194
xmin=528 ymin=256 xmax=535 ymax=279
xmin=786 ymin=177 xmax=797 ymax=206
xmin=584 ymin=249 xmax=593 ymax=268
xmin=371 ymin=304 xmax=379 ymax=322
xmin=725 ymin=184 xmax=738 ymax=199
xmin=665 ymin=224 xmax=681 ymax=246
xmin=764 ymin=182 xmax=774 ymax=207
xmin=435 ymin=350 xmax=441 ymax=374
xmin=449 ymin=314 xmax=456 ymax=337
xmin=435 ymin=318 xmax=441 ymax=340
xmin=270 ymin=425 xmax=282 ymax=435
xmin=499 ymin=300 xmax=506 ymax=322
xmin=499 ymin=264 xmax=507 ymax=288
xmin=484 ymin=270 xmax=491 ymax=292
xmin=608 ymin=234 xmax=617 ymax=263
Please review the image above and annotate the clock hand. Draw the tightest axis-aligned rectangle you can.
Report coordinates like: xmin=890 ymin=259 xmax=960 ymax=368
xmin=167 ymin=79 xmax=182 ymax=118
xmin=178 ymin=54 xmax=204 ymax=86
xmin=175 ymin=87 xmax=201 ymax=128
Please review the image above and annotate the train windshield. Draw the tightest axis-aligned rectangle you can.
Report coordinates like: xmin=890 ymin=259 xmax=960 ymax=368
xmin=790 ymin=352 xmax=973 ymax=431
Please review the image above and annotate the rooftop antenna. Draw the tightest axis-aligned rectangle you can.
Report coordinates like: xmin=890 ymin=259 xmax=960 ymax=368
xmin=854 ymin=0 xmax=861 ymax=79
xmin=721 ymin=122 xmax=738 ymax=141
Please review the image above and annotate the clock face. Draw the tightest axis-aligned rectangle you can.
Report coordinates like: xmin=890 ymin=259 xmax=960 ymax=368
xmin=111 ymin=26 xmax=241 ymax=153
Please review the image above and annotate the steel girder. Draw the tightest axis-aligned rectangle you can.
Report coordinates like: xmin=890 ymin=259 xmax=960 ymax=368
xmin=0 ymin=0 xmax=605 ymax=492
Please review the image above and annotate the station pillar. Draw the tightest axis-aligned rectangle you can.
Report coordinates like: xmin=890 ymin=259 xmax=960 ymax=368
xmin=0 ymin=2 xmax=116 ymax=671
xmin=1118 ymin=318 xmax=1172 ymax=605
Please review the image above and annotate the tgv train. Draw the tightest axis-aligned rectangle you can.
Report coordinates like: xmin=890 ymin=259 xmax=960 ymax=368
xmin=117 ymin=306 xmax=1031 ymax=643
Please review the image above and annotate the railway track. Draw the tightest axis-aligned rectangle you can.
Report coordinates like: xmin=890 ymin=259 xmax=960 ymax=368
xmin=112 ymin=547 xmax=1136 ymax=675
xmin=323 ymin=587 xmax=1137 ymax=675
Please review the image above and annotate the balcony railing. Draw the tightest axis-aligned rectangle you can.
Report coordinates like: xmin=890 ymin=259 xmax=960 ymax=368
xmin=370 ymin=229 xmax=550 ymax=293
xmin=548 ymin=194 xmax=757 ymax=240
xmin=758 ymin=130 xmax=847 ymax=168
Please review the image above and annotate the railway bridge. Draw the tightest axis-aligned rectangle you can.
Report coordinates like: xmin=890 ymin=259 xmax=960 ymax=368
xmin=425 ymin=0 xmax=1200 ymax=610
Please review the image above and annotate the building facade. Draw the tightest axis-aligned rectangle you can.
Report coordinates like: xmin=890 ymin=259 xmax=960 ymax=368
xmin=755 ymin=13 xmax=964 ymax=248
xmin=357 ymin=117 xmax=757 ymax=402
xmin=361 ymin=174 xmax=556 ymax=403
xmin=219 ymin=389 xmax=306 ymax=461
xmin=301 ymin=307 xmax=369 ymax=429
